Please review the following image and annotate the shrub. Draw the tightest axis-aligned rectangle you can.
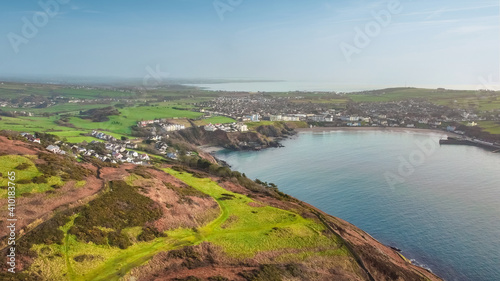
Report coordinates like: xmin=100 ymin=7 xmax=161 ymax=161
xmin=15 ymin=162 xmax=31 ymax=170
xmin=108 ymin=231 xmax=132 ymax=249
xmin=69 ymin=181 xmax=163 ymax=249
xmin=32 ymin=175 xmax=48 ymax=184
xmin=16 ymin=179 xmax=32 ymax=184
xmin=137 ymin=226 xmax=165 ymax=242
xmin=208 ymin=276 xmax=229 ymax=281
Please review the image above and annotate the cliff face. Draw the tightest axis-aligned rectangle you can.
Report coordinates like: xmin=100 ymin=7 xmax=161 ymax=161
xmin=171 ymin=124 xmax=292 ymax=150
xmin=0 ymin=137 xmax=441 ymax=281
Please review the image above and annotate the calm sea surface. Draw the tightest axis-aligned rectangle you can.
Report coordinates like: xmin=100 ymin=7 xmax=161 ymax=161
xmin=215 ymin=130 xmax=500 ymax=281
xmin=183 ymin=81 xmax=479 ymax=92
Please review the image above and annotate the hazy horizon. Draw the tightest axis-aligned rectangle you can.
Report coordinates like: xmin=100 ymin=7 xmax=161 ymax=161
xmin=1 ymin=0 xmax=499 ymax=90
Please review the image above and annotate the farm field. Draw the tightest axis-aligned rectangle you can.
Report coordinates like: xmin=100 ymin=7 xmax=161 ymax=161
xmin=478 ymin=121 xmax=500 ymax=134
xmin=69 ymin=105 xmax=203 ymax=135
xmin=0 ymin=116 xmax=75 ymax=133
xmin=0 ymin=102 xmax=206 ymax=140
xmin=0 ymin=83 xmax=136 ymax=99
xmin=347 ymin=88 xmax=500 ymax=112
xmin=1 ymin=103 xmax=113 ymax=114
xmin=192 ymin=116 xmax=236 ymax=126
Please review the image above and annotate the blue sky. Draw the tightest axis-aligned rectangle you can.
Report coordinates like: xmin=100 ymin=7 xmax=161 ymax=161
xmin=0 ymin=0 xmax=498 ymax=88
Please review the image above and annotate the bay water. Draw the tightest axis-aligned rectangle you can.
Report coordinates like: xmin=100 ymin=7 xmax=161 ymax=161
xmin=215 ymin=130 xmax=500 ymax=281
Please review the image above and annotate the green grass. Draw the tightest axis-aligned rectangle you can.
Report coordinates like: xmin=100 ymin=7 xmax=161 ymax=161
xmin=347 ymin=88 xmax=500 ymax=112
xmin=348 ymin=88 xmax=476 ymax=103
xmin=0 ymin=116 xmax=75 ymax=133
xmin=0 ymin=155 xmax=63 ymax=198
xmin=1 ymin=103 xmax=113 ymax=114
xmin=0 ymin=83 xmax=136 ymax=100
xmin=68 ymin=106 xmax=203 ymax=135
xmin=478 ymin=121 xmax=500 ymax=134
xmin=193 ymin=116 xmax=236 ymax=126
xmin=24 ymin=168 xmax=348 ymax=280
xmin=166 ymin=169 xmax=343 ymax=258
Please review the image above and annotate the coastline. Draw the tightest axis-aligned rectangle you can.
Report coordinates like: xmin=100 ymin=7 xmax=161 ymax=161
xmin=198 ymin=127 xmax=460 ymax=154
xmin=295 ymin=126 xmax=459 ymax=137
xmin=198 ymin=126 xmax=465 ymax=280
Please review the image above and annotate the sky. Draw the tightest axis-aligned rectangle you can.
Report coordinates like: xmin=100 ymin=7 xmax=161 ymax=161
xmin=0 ymin=0 xmax=499 ymax=89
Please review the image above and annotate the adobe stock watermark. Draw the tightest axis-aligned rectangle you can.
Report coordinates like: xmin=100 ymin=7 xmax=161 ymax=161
xmin=340 ymin=0 xmax=403 ymax=63
xmin=213 ymin=0 xmax=243 ymax=21
xmin=477 ymin=74 xmax=500 ymax=91
xmin=384 ymin=136 xmax=438 ymax=189
xmin=142 ymin=65 xmax=170 ymax=89
xmin=7 ymin=0 xmax=71 ymax=54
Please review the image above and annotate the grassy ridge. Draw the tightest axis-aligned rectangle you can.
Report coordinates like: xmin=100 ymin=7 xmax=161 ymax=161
xmin=167 ymin=169 xmax=346 ymax=258
xmin=0 ymin=155 xmax=63 ymax=198
xmin=22 ymin=168 xmax=349 ymax=280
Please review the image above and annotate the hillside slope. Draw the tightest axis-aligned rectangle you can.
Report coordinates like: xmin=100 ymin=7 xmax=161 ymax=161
xmin=0 ymin=136 xmax=441 ymax=281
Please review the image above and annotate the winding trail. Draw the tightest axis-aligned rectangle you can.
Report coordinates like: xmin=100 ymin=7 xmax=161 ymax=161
xmin=61 ymin=168 xmax=342 ymax=281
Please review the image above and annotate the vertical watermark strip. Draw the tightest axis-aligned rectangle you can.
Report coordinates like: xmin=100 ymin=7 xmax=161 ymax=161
xmin=6 ymin=171 xmax=17 ymax=273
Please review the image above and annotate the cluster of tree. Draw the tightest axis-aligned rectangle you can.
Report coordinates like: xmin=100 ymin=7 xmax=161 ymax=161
xmin=36 ymin=152 xmax=95 ymax=181
xmin=79 ymin=106 xmax=120 ymax=122
xmin=0 ymin=109 xmax=16 ymax=117
xmin=68 ymin=180 xmax=164 ymax=249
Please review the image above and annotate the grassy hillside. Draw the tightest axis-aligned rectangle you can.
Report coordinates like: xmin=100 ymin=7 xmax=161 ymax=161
xmin=348 ymin=88 xmax=500 ymax=111
xmin=7 ymin=168 xmax=352 ymax=281
xmin=0 ymin=136 xmax=442 ymax=280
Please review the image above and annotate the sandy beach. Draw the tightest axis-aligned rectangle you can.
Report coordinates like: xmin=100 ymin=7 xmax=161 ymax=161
xmin=198 ymin=145 xmax=226 ymax=154
xmin=296 ymin=126 xmax=459 ymax=137
xmin=198 ymin=127 xmax=460 ymax=153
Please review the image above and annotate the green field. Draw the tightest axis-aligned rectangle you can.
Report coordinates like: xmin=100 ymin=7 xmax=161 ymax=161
xmin=347 ymin=88 xmax=500 ymax=112
xmin=26 ymin=168 xmax=348 ymax=280
xmin=0 ymin=104 xmax=205 ymax=140
xmin=0 ymin=116 xmax=75 ymax=133
xmin=193 ymin=116 xmax=236 ymax=126
xmin=0 ymin=83 xmax=136 ymax=99
xmin=478 ymin=121 xmax=500 ymax=135
xmin=0 ymin=155 xmax=63 ymax=198
xmin=69 ymin=106 xmax=203 ymax=135
xmin=1 ymin=103 xmax=113 ymax=114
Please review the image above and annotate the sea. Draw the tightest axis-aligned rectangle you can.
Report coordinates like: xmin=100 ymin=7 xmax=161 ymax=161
xmin=215 ymin=130 xmax=500 ymax=281
xmin=183 ymin=81 xmax=481 ymax=92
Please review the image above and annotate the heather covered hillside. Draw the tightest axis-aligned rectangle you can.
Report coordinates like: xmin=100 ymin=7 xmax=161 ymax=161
xmin=0 ymin=134 xmax=440 ymax=281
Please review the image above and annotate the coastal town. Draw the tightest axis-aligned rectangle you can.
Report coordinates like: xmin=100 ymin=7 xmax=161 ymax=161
xmin=3 ymin=87 xmax=500 ymax=162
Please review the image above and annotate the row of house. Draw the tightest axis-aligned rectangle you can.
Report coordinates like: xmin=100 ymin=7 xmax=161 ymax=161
xmin=46 ymin=145 xmax=66 ymax=155
xmin=204 ymin=123 xmax=249 ymax=132
xmin=92 ymin=130 xmax=117 ymax=142
xmin=20 ymin=132 xmax=41 ymax=144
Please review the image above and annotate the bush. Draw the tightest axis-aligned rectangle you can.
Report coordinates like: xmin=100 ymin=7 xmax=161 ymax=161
xmin=208 ymin=276 xmax=229 ymax=281
xmin=137 ymin=226 xmax=165 ymax=242
xmin=73 ymin=254 xmax=98 ymax=262
xmin=16 ymin=211 xmax=72 ymax=257
xmin=16 ymin=179 xmax=32 ymax=184
xmin=32 ymin=175 xmax=48 ymax=184
xmin=69 ymin=181 xmax=163 ymax=248
xmin=37 ymin=152 xmax=94 ymax=181
xmin=108 ymin=231 xmax=132 ymax=249
xmin=15 ymin=163 xmax=31 ymax=170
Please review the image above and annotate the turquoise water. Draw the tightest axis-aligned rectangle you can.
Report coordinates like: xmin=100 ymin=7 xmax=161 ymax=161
xmin=215 ymin=130 xmax=500 ymax=281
